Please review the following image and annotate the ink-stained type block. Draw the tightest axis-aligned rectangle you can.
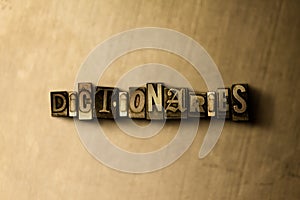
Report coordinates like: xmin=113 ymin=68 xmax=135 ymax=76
xmin=128 ymin=87 xmax=146 ymax=119
xmin=164 ymin=87 xmax=187 ymax=119
xmin=68 ymin=91 xmax=77 ymax=117
xmin=146 ymin=83 xmax=164 ymax=120
xmin=78 ymin=82 xmax=93 ymax=120
xmin=188 ymin=92 xmax=207 ymax=118
xmin=231 ymin=84 xmax=249 ymax=121
xmin=119 ymin=91 xmax=128 ymax=117
xmin=95 ymin=87 xmax=119 ymax=119
xmin=217 ymin=88 xmax=231 ymax=119
xmin=207 ymin=91 xmax=216 ymax=117
xmin=50 ymin=91 xmax=69 ymax=117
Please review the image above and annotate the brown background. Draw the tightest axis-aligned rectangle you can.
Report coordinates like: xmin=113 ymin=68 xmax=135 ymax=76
xmin=0 ymin=0 xmax=299 ymax=199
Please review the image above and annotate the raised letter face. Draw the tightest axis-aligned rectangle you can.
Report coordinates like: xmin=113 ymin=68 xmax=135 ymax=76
xmin=146 ymin=83 xmax=164 ymax=120
xmin=95 ymin=87 xmax=119 ymax=119
xmin=217 ymin=88 xmax=230 ymax=119
xmin=207 ymin=91 xmax=216 ymax=117
xmin=78 ymin=82 xmax=93 ymax=120
xmin=188 ymin=92 xmax=207 ymax=118
xmin=68 ymin=91 xmax=77 ymax=117
xmin=129 ymin=87 xmax=146 ymax=119
xmin=231 ymin=84 xmax=249 ymax=121
xmin=164 ymin=88 xmax=187 ymax=119
xmin=51 ymin=91 xmax=69 ymax=117
xmin=119 ymin=92 xmax=128 ymax=117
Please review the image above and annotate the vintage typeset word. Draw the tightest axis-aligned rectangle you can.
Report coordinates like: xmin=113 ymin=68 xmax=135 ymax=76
xmin=50 ymin=83 xmax=249 ymax=121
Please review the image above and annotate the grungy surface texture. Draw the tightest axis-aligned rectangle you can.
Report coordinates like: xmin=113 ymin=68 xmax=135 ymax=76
xmin=0 ymin=0 xmax=299 ymax=199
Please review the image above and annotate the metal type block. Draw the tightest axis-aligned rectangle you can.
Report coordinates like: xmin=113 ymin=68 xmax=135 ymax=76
xmin=231 ymin=84 xmax=249 ymax=121
xmin=68 ymin=91 xmax=77 ymax=117
xmin=207 ymin=91 xmax=216 ymax=117
xmin=95 ymin=87 xmax=119 ymax=119
xmin=188 ymin=92 xmax=207 ymax=118
xmin=217 ymin=88 xmax=231 ymax=119
xmin=50 ymin=91 xmax=69 ymax=117
xmin=146 ymin=83 xmax=164 ymax=120
xmin=78 ymin=82 xmax=93 ymax=120
xmin=164 ymin=87 xmax=187 ymax=119
xmin=128 ymin=87 xmax=146 ymax=119
xmin=119 ymin=91 xmax=128 ymax=117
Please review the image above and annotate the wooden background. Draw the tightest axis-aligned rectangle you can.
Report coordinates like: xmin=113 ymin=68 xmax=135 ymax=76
xmin=0 ymin=0 xmax=299 ymax=199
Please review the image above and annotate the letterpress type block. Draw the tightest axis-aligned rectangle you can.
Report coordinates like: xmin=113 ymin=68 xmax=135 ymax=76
xmin=207 ymin=91 xmax=216 ymax=117
xmin=128 ymin=87 xmax=146 ymax=119
xmin=231 ymin=84 xmax=249 ymax=121
xmin=78 ymin=82 xmax=93 ymax=120
xmin=50 ymin=91 xmax=69 ymax=117
xmin=188 ymin=92 xmax=207 ymax=118
xmin=164 ymin=88 xmax=187 ymax=119
xmin=119 ymin=91 xmax=128 ymax=117
xmin=146 ymin=83 xmax=164 ymax=120
xmin=95 ymin=87 xmax=119 ymax=119
xmin=217 ymin=88 xmax=230 ymax=119
xmin=68 ymin=91 xmax=77 ymax=117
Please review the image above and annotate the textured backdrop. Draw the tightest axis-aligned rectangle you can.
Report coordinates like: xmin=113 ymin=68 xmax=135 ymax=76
xmin=0 ymin=0 xmax=299 ymax=199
